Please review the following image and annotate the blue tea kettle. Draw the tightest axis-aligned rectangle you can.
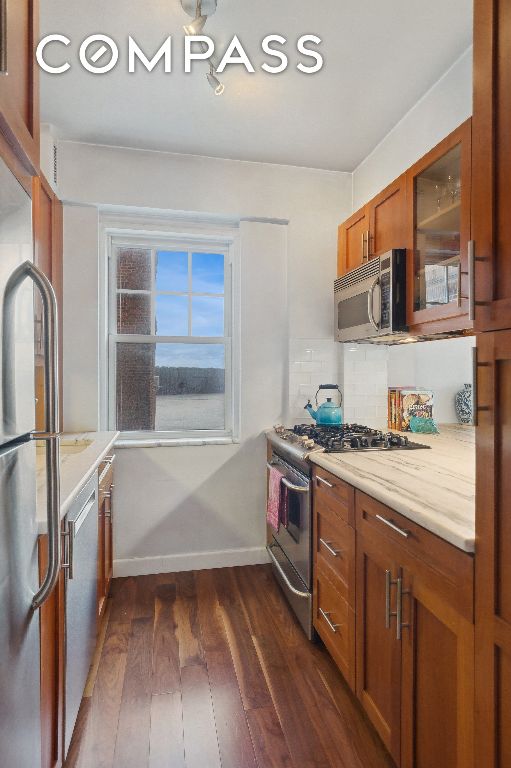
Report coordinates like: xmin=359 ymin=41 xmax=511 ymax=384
xmin=305 ymin=384 xmax=343 ymax=426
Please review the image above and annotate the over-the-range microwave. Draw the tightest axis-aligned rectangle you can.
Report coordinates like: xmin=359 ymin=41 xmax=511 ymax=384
xmin=334 ymin=249 xmax=408 ymax=343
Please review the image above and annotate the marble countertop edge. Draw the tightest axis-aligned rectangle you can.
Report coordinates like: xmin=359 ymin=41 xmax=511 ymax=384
xmin=36 ymin=431 xmax=120 ymax=534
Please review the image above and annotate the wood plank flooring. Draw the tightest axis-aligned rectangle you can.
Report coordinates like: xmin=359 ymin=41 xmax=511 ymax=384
xmin=65 ymin=565 xmax=394 ymax=768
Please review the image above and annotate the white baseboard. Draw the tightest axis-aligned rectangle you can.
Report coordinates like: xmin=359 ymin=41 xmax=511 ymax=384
xmin=113 ymin=546 xmax=269 ymax=578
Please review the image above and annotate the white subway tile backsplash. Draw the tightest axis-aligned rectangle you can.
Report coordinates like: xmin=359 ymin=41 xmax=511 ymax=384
xmin=289 ymin=372 xmax=312 ymax=394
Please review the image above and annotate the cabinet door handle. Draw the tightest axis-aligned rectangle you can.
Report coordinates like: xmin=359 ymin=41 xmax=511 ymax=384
xmin=361 ymin=231 xmax=366 ymax=262
xmin=319 ymin=538 xmax=340 ymax=557
xmin=316 ymin=476 xmax=334 ymax=489
xmin=0 ymin=0 xmax=6 ymax=74
xmin=385 ymin=569 xmax=398 ymax=629
xmin=61 ymin=523 xmax=75 ymax=580
xmin=376 ymin=514 xmax=410 ymax=538
xmin=468 ymin=240 xmax=475 ymax=322
xmin=396 ymin=576 xmax=410 ymax=640
xmin=319 ymin=607 xmax=340 ymax=633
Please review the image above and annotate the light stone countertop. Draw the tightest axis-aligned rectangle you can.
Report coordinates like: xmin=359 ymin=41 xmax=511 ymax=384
xmin=309 ymin=424 xmax=475 ymax=553
xmin=36 ymin=431 xmax=119 ymax=534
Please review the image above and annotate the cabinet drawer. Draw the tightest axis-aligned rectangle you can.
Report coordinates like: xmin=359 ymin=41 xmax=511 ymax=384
xmin=313 ymin=568 xmax=355 ymax=690
xmin=313 ymin=467 xmax=355 ymax=525
xmin=315 ymin=500 xmax=355 ymax=607
xmin=356 ymin=490 xmax=474 ymax=621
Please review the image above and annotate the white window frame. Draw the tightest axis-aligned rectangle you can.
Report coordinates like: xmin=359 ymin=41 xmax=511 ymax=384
xmin=101 ymin=218 xmax=240 ymax=445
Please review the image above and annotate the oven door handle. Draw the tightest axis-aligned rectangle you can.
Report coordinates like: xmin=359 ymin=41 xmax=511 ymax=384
xmin=281 ymin=477 xmax=308 ymax=493
xmin=367 ymin=276 xmax=380 ymax=331
xmin=266 ymin=545 xmax=310 ymax=598
xmin=266 ymin=462 xmax=309 ymax=493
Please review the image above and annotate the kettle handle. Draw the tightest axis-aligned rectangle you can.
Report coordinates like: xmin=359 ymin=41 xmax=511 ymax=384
xmin=315 ymin=385 xmax=343 ymax=407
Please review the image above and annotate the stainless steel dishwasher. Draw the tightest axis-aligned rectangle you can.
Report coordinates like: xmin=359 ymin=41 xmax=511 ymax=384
xmin=63 ymin=472 xmax=99 ymax=756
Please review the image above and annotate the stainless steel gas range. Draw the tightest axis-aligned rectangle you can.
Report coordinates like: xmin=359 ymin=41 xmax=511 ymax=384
xmin=266 ymin=423 xmax=430 ymax=639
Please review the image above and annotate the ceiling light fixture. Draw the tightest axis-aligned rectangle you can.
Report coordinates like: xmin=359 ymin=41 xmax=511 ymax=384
xmin=181 ymin=0 xmax=224 ymax=95
xmin=207 ymin=66 xmax=224 ymax=95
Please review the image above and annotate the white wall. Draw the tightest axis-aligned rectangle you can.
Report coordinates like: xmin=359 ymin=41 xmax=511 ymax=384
xmin=352 ymin=47 xmax=472 ymax=210
xmin=340 ymin=344 xmax=389 ymax=430
xmin=62 ymin=205 xmax=100 ymax=432
xmin=58 ymin=141 xmax=351 ymax=341
xmin=388 ymin=336 xmax=475 ymax=424
xmin=58 ymin=143 xmax=351 ymax=573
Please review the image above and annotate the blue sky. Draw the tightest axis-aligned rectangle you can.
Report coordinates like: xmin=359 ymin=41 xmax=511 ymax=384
xmin=155 ymin=251 xmax=225 ymax=337
xmin=155 ymin=251 xmax=224 ymax=293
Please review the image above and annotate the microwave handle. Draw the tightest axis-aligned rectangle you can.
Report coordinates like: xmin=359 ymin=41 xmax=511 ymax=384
xmin=367 ymin=276 xmax=380 ymax=331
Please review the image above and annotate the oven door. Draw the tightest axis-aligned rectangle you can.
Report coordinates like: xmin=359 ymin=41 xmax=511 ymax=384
xmin=335 ymin=276 xmax=382 ymax=343
xmin=268 ymin=456 xmax=311 ymax=589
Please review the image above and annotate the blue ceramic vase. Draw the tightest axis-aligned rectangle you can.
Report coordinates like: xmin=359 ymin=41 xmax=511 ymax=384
xmin=455 ymin=383 xmax=473 ymax=424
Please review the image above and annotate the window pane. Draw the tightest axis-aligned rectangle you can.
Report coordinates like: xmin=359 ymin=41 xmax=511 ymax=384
xmin=192 ymin=296 xmax=224 ymax=336
xmin=117 ymin=293 xmax=152 ymax=334
xmin=116 ymin=343 xmax=225 ymax=431
xmin=156 ymin=295 xmax=188 ymax=336
xmin=192 ymin=252 xmax=224 ymax=293
xmin=156 ymin=251 xmax=188 ymax=292
xmin=117 ymin=248 xmax=152 ymax=290
xmin=116 ymin=343 xmax=156 ymax=431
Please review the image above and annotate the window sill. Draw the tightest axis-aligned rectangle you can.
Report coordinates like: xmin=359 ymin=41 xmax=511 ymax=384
xmin=114 ymin=436 xmax=240 ymax=448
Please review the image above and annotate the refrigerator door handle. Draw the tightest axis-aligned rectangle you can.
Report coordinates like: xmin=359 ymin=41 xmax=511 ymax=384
xmin=3 ymin=260 xmax=61 ymax=609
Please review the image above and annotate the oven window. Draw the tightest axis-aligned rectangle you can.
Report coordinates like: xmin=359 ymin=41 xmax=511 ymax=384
xmin=338 ymin=293 xmax=369 ymax=330
xmin=286 ymin=491 xmax=302 ymax=543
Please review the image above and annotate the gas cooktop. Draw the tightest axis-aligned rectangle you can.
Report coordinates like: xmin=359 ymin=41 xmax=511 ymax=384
xmin=291 ymin=423 xmax=430 ymax=452
xmin=267 ymin=423 xmax=430 ymax=468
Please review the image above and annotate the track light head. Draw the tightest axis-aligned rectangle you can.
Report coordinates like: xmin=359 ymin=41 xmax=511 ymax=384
xmin=206 ymin=70 xmax=225 ymax=95
xmin=183 ymin=14 xmax=208 ymax=35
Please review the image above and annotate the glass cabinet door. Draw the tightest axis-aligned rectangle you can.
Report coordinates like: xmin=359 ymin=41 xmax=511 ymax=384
xmin=414 ymin=142 xmax=462 ymax=312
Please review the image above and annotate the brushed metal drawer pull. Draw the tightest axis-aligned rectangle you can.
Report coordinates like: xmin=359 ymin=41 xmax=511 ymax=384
xmin=319 ymin=538 xmax=340 ymax=557
xmin=319 ymin=607 xmax=340 ymax=633
xmin=385 ymin=569 xmax=398 ymax=629
xmin=317 ymin=476 xmax=334 ymax=489
xmin=375 ymin=514 xmax=410 ymax=538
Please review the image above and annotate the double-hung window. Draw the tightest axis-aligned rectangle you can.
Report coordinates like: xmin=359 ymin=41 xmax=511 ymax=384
xmin=107 ymin=232 xmax=237 ymax=441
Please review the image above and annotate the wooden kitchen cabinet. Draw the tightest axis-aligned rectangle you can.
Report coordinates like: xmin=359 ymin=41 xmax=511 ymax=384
xmin=336 ymin=122 xmax=475 ymax=339
xmin=312 ymin=467 xmax=356 ymax=690
xmin=474 ymin=330 xmax=511 ymax=767
xmin=406 ymin=119 xmax=472 ymax=335
xmin=97 ymin=455 xmax=115 ymax=620
xmin=471 ymin=0 xmax=511 ymax=333
xmin=33 ymin=175 xmax=63 ymax=431
xmin=367 ymin=174 xmax=407 ymax=260
xmin=0 ymin=0 xmax=39 ymax=170
xmin=337 ymin=206 xmax=370 ymax=275
xmin=38 ymin=532 xmax=65 ymax=768
xmin=356 ymin=518 xmax=402 ymax=762
xmin=356 ymin=491 xmax=475 ymax=768
xmin=337 ymin=177 xmax=407 ymax=277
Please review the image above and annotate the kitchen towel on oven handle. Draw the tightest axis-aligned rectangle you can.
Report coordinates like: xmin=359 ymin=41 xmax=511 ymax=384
xmin=266 ymin=464 xmax=289 ymax=532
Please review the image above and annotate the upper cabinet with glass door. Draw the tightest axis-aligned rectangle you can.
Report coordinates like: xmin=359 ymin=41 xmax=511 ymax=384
xmin=406 ymin=119 xmax=472 ymax=334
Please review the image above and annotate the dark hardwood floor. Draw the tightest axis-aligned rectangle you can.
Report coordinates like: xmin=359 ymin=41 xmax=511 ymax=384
xmin=65 ymin=565 xmax=394 ymax=768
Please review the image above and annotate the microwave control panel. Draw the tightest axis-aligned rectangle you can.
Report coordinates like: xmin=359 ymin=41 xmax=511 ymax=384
xmin=380 ymin=270 xmax=391 ymax=329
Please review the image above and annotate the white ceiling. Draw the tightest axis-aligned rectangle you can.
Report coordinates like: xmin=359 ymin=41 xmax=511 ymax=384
xmin=39 ymin=0 xmax=473 ymax=171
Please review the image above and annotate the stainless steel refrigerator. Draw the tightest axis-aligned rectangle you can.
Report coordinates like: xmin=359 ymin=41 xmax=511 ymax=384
xmin=0 ymin=158 xmax=61 ymax=767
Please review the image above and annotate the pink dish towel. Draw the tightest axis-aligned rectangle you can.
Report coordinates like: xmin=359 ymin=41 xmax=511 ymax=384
xmin=267 ymin=465 xmax=285 ymax=533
